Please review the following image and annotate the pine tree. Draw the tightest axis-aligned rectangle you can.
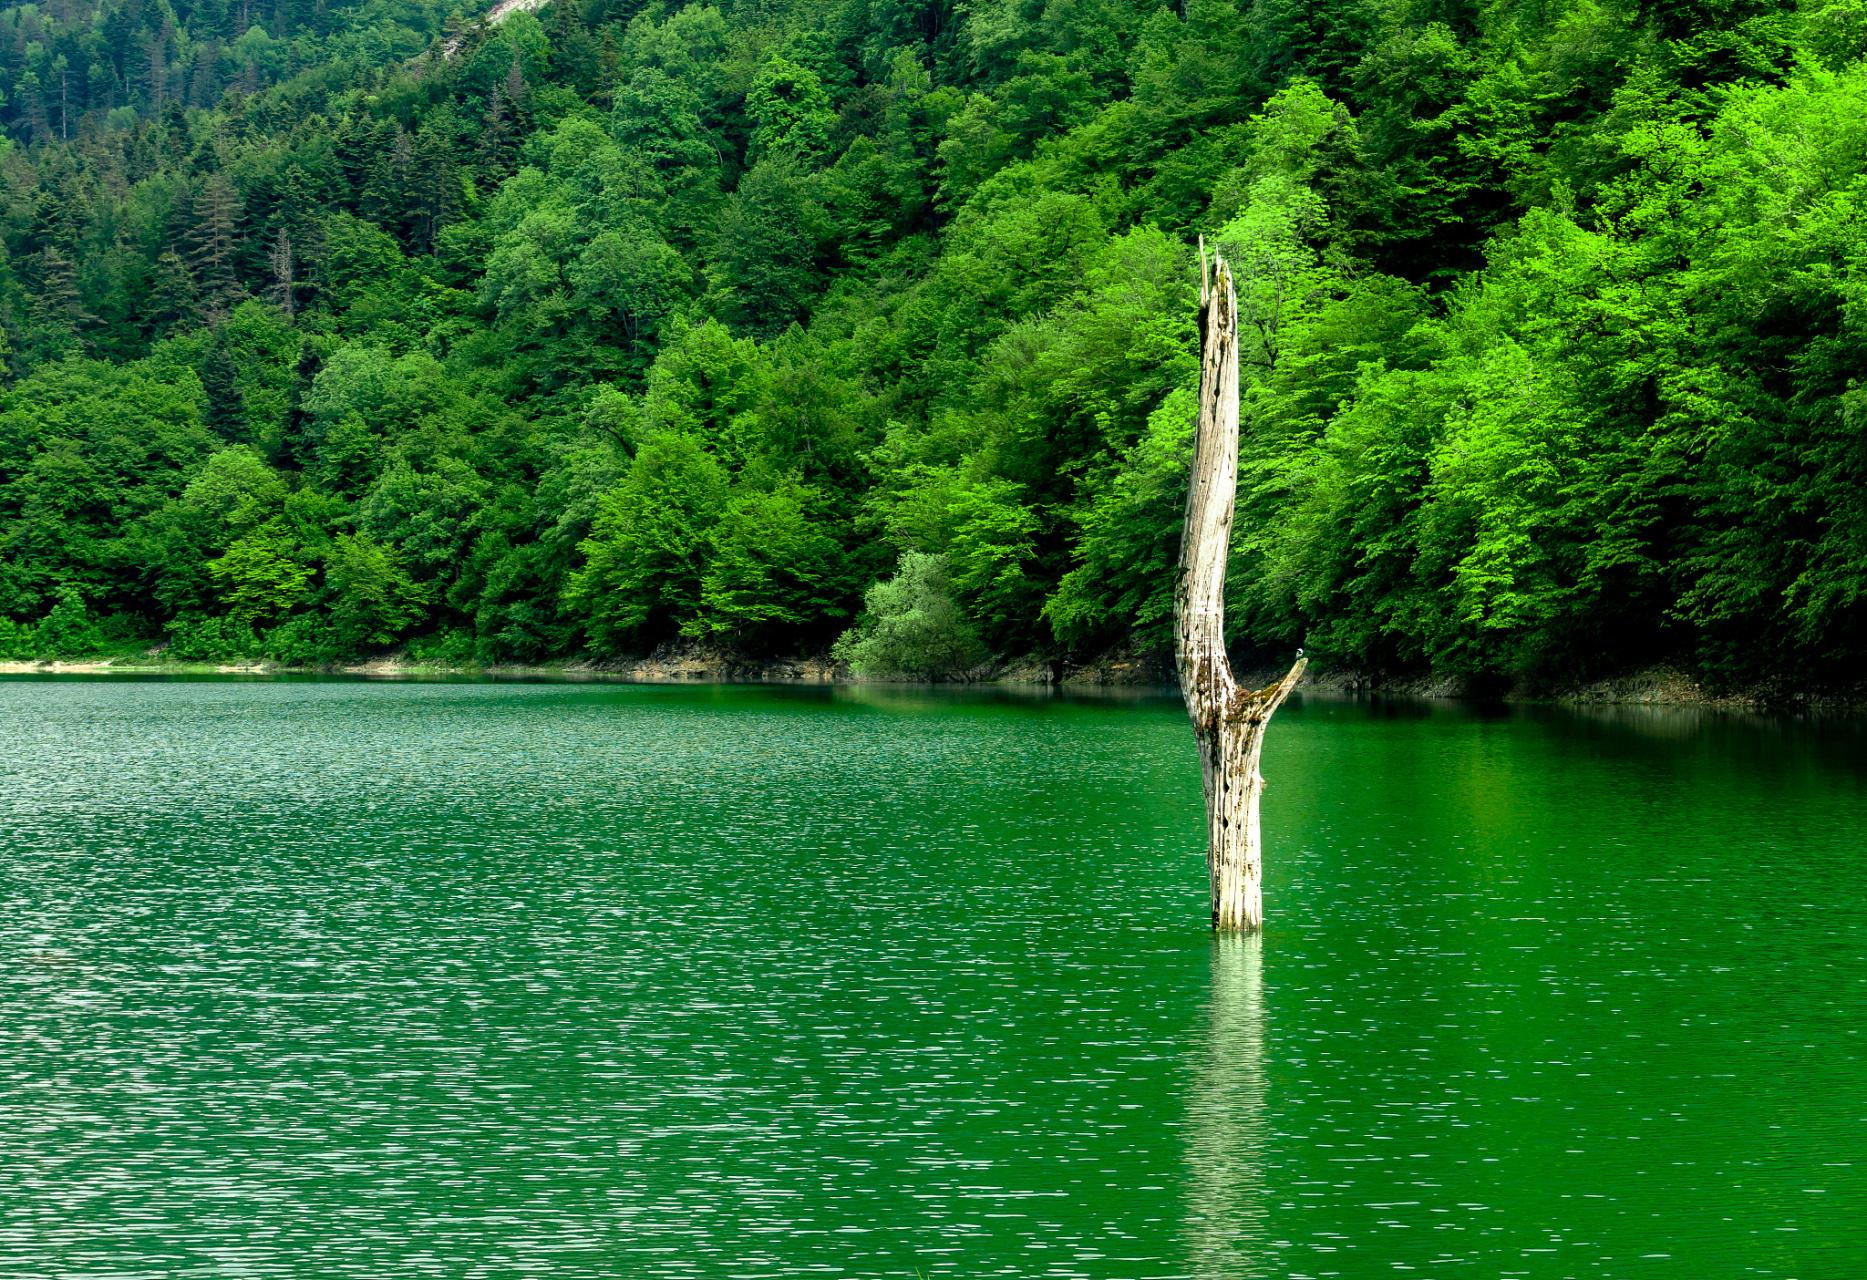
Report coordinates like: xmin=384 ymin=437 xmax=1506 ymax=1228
xmin=29 ymin=192 xmax=69 ymax=252
xmin=598 ymin=30 xmax=620 ymax=106
xmin=361 ymin=126 xmax=413 ymax=231
xmin=268 ymin=228 xmax=296 ymax=323
xmin=442 ymin=7 xmax=465 ymax=56
xmin=28 ymin=247 xmax=89 ymax=335
xmin=457 ymin=14 xmax=491 ymax=63
xmin=19 ymin=69 xmax=51 ymax=145
xmin=53 ymin=54 xmax=70 ymax=142
xmin=222 ymin=91 xmax=252 ymax=144
xmin=144 ymin=22 xmax=170 ymax=116
xmin=276 ymin=163 xmax=320 ymax=247
xmin=160 ymin=100 xmax=188 ymax=164
xmin=54 ymin=174 xmax=94 ymax=248
xmin=201 ymin=330 xmax=247 ymax=441
xmin=552 ymin=6 xmax=602 ymax=97
xmin=189 ymin=42 xmax=218 ymax=109
xmin=261 ymin=164 xmax=325 ymax=313
xmin=411 ymin=130 xmax=460 ymax=253
xmin=333 ymin=115 xmax=380 ymax=201
xmin=480 ymin=83 xmax=510 ymax=173
xmin=87 ymin=58 xmax=115 ymax=114
xmin=282 ymin=339 xmax=323 ymax=469
xmin=149 ymin=249 xmax=202 ymax=336
xmin=502 ymin=48 xmax=536 ymax=137
xmin=551 ymin=0 xmax=579 ymax=43
xmin=188 ymin=173 xmax=246 ymax=319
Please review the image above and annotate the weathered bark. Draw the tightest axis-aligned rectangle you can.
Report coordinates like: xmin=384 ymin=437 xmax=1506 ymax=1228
xmin=1175 ymin=245 xmax=1307 ymax=932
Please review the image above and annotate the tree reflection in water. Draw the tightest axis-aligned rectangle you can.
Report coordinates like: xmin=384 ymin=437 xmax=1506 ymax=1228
xmin=1182 ymin=933 xmax=1270 ymax=1277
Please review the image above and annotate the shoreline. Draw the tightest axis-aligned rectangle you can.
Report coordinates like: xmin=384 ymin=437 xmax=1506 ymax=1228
xmin=5 ymin=650 xmax=1861 ymax=711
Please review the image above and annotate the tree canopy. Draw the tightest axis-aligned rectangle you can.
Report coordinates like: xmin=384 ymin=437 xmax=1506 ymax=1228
xmin=0 ymin=0 xmax=1860 ymax=683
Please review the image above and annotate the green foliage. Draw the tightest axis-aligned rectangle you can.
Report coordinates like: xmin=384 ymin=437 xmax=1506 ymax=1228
xmin=358 ymin=457 xmax=491 ymax=573
xmin=748 ymin=56 xmax=836 ymax=160
xmin=328 ymin=534 xmax=431 ymax=650
xmin=691 ymin=477 xmax=859 ymax=649
xmin=36 ymin=588 xmax=103 ymax=656
xmin=1045 ymin=387 xmax=1196 ymax=650
xmin=0 ymin=0 xmax=1857 ymax=684
xmin=167 ymin=615 xmax=263 ymax=662
xmin=261 ymin=614 xmax=347 ymax=667
xmin=566 ymin=430 xmax=729 ymax=648
xmin=407 ymin=629 xmax=483 ymax=667
xmin=945 ymin=476 xmax=1043 ymax=650
xmin=210 ymin=520 xmax=317 ymax=623
xmin=832 ymin=552 xmax=985 ymax=678
xmin=0 ymin=617 xmax=37 ymax=659
xmin=184 ymin=449 xmax=288 ymax=532
xmin=711 ymin=155 xmax=822 ymax=337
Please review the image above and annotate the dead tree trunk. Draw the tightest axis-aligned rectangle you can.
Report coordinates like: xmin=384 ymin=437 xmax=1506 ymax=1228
xmin=1175 ymin=246 xmax=1307 ymax=933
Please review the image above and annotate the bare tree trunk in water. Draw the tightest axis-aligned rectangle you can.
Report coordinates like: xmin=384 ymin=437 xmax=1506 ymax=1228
xmin=1175 ymin=245 xmax=1307 ymax=933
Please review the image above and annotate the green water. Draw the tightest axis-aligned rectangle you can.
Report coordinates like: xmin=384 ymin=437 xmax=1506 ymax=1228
xmin=1 ymin=678 xmax=1861 ymax=1278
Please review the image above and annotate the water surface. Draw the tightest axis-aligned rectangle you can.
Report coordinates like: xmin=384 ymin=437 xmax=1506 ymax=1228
xmin=1 ymin=677 xmax=1861 ymax=1277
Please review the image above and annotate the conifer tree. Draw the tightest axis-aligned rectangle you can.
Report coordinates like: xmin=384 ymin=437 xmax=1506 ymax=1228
xmin=282 ymin=340 xmax=323 ymax=469
xmin=29 ymin=192 xmax=70 ymax=252
xmin=53 ymin=54 xmax=70 ymax=141
xmin=149 ymin=250 xmax=202 ymax=336
xmin=275 ymin=163 xmax=321 ymax=249
xmin=144 ymin=24 xmax=169 ymax=115
xmin=505 ymin=48 xmax=530 ymax=134
xmin=188 ymin=173 xmax=246 ymax=318
xmin=411 ymin=130 xmax=460 ymax=253
xmin=550 ymin=0 xmax=599 ymax=95
xmin=188 ymin=42 xmax=217 ymax=109
xmin=597 ymin=30 xmax=620 ymax=106
xmin=333 ymin=116 xmax=381 ymax=200
xmin=268 ymin=228 xmax=296 ymax=323
xmin=362 ymin=127 xmax=413 ymax=231
xmin=87 ymin=59 xmax=114 ymax=114
xmin=19 ymin=70 xmax=50 ymax=144
xmin=480 ymin=83 xmax=511 ymax=172
xmin=159 ymin=100 xmax=188 ymax=165
xmin=201 ymin=330 xmax=246 ymax=441
xmin=28 ymin=247 xmax=88 ymax=335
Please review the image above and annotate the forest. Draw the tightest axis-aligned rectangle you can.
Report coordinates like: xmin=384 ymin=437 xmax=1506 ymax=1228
xmin=0 ymin=0 xmax=1861 ymax=683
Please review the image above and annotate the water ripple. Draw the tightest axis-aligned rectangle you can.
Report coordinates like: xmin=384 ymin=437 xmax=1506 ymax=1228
xmin=0 ymin=678 xmax=1861 ymax=1277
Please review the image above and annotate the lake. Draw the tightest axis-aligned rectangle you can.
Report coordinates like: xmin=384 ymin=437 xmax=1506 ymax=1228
xmin=1 ymin=676 xmax=1861 ymax=1278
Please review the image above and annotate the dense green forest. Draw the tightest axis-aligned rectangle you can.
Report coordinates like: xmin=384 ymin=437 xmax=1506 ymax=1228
xmin=0 ymin=0 xmax=1861 ymax=682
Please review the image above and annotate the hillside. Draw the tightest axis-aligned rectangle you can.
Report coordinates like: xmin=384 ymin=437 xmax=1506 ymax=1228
xmin=0 ymin=0 xmax=1862 ymax=685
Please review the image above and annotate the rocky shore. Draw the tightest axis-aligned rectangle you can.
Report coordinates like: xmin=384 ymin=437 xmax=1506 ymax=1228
xmin=6 ymin=642 xmax=1860 ymax=710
